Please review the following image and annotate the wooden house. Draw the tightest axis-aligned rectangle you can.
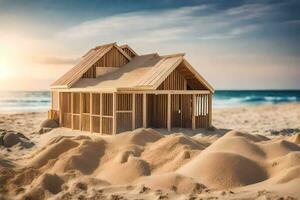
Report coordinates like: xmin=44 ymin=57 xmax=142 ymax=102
xmin=49 ymin=42 xmax=214 ymax=134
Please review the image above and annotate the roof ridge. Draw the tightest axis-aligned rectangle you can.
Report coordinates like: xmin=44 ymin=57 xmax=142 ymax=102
xmin=161 ymin=53 xmax=185 ymax=58
xmin=93 ymin=42 xmax=116 ymax=50
xmin=136 ymin=53 xmax=159 ymax=57
xmin=119 ymin=44 xmax=129 ymax=48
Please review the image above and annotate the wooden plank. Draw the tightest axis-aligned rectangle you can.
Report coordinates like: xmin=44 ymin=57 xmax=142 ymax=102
xmin=58 ymin=92 xmax=62 ymax=126
xmin=112 ymin=93 xmax=116 ymax=135
xmin=167 ymin=93 xmax=171 ymax=131
xmin=116 ymin=110 xmax=133 ymax=113
xmin=143 ymin=93 xmax=147 ymax=128
xmin=208 ymin=93 xmax=212 ymax=128
xmin=116 ymin=90 xmax=210 ymax=95
xmin=192 ymin=94 xmax=196 ymax=130
xmin=100 ymin=93 xmax=103 ymax=134
xmin=90 ymin=92 xmax=93 ymax=133
xmin=79 ymin=93 xmax=82 ymax=130
xmin=132 ymin=93 xmax=136 ymax=130
xmin=71 ymin=93 xmax=74 ymax=129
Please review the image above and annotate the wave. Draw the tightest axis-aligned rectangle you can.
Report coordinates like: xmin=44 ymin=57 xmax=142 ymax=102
xmin=0 ymin=91 xmax=51 ymax=112
xmin=213 ymin=91 xmax=300 ymax=108
xmin=0 ymin=90 xmax=300 ymax=111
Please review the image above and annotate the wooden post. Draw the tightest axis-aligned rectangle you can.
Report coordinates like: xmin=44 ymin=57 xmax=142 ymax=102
xmin=90 ymin=93 xmax=93 ymax=133
xmin=132 ymin=93 xmax=136 ymax=130
xmin=71 ymin=93 xmax=74 ymax=129
xmin=192 ymin=94 xmax=196 ymax=130
xmin=100 ymin=93 xmax=103 ymax=134
xmin=79 ymin=93 xmax=82 ymax=131
xmin=58 ymin=92 xmax=62 ymax=127
xmin=143 ymin=93 xmax=147 ymax=128
xmin=208 ymin=93 xmax=212 ymax=128
xmin=51 ymin=91 xmax=53 ymax=110
xmin=167 ymin=93 xmax=171 ymax=132
xmin=112 ymin=93 xmax=117 ymax=135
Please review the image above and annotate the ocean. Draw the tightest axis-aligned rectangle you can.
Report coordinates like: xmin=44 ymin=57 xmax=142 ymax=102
xmin=0 ymin=90 xmax=299 ymax=112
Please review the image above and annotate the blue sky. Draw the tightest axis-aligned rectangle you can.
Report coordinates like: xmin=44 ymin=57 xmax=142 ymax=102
xmin=0 ymin=0 xmax=299 ymax=90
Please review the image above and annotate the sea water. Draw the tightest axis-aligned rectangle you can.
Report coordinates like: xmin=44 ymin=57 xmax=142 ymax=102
xmin=0 ymin=90 xmax=299 ymax=112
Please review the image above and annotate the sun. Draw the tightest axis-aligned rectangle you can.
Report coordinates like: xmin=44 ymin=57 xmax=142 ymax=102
xmin=0 ymin=51 xmax=13 ymax=79
xmin=0 ymin=63 xmax=13 ymax=79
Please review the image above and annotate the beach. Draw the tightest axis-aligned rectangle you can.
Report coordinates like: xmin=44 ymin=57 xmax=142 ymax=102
xmin=0 ymin=103 xmax=300 ymax=199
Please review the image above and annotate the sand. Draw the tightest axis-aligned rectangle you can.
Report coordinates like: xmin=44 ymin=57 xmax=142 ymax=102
xmin=0 ymin=103 xmax=300 ymax=200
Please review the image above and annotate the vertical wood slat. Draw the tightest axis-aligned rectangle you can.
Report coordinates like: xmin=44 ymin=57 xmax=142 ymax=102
xmin=90 ymin=92 xmax=93 ymax=132
xmin=167 ymin=93 xmax=171 ymax=131
xmin=100 ymin=93 xmax=103 ymax=134
xmin=132 ymin=93 xmax=136 ymax=130
xmin=200 ymin=94 xmax=202 ymax=128
xmin=192 ymin=94 xmax=196 ymax=130
xmin=79 ymin=93 xmax=82 ymax=130
xmin=143 ymin=93 xmax=147 ymax=128
xmin=58 ymin=92 xmax=62 ymax=126
xmin=113 ymin=93 xmax=116 ymax=135
xmin=208 ymin=93 xmax=212 ymax=128
xmin=71 ymin=93 xmax=74 ymax=129
xmin=205 ymin=94 xmax=208 ymax=128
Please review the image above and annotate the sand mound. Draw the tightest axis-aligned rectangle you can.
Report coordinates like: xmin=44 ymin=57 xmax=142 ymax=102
xmin=2 ymin=127 xmax=300 ymax=199
xmin=129 ymin=128 xmax=163 ymax=145
xmin=223 ymin=130 xmax=268 ymax=142
xmin=204 ymin=133 xmax=266 ymax=160
xmin=260 ymin=140 xmax=300 ymax=159
xmin=142 ymin=134 xmax=204 ymax=173
xmin=30 ymin=137 xmax=79 ymax=168
xmin=97 ymin=156 xmax=151 ymax=184
xmin=113 ymin=128 xmax=163 ymax=146
xmin=268 ymin=152 xmax=300 ymax=176
xmin=177 ymin=152 xmax=268 ymax=189
xmin=40 ymin=119 xmax=59 ymax=128
xmin=270 ymin=166 xmax=300 ymax=184
xmin=50 ymin=139 xmax=106 ymax=174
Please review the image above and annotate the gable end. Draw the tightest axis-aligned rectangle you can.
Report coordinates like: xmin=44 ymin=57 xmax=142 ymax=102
xmin=82 ymin=46 xmax=130 ymax=78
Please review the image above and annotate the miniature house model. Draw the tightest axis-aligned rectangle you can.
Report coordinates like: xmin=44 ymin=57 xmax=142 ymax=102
xmin=49 ymin=42 xmax=214 ymax=134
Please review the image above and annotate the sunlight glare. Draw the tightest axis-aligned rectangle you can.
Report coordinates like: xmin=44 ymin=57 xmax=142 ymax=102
xmin=0 ymin=50 xmax=13 ymax=80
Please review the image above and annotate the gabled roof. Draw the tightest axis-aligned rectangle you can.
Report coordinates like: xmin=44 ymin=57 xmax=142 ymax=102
xmin=119 ymin=44 xmax=138 ymax=57
xmin=51 ymin=42 xmax=214 ymax=93
xmin=51 ymin=43 xmax=131 ymax=89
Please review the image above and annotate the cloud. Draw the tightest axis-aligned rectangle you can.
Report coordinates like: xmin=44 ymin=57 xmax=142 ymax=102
xmin=225 ymin=3 xmax=273 ymax=20
xmin=57 ymin=4 xmax=264 ymax=44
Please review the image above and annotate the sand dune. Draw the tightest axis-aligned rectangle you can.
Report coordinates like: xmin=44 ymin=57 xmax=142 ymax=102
xmin=0 ymin=128 xmax=299 ymax=199
xmin=0 ymin=104 xmax=300 ymax=199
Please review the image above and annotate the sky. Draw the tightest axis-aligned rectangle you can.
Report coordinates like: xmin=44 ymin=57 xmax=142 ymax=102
xmin=0 ymin=0 xmax=300 ymax=90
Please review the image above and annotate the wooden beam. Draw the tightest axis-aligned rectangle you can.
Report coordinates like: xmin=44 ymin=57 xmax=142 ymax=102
xmin=132 ymin=93 xmax=136 ymax=130
xmin=116 ymin=110 xmax=133 ymax=113
xmin=116 ymin=90 xmax=210 ymax=95
xmin=112 ymin=93 xmax=117 ymax=135
xmin=167 ymin=93 xmax=171 ymax=131
xmin=100 ymin=93 xmax=103 ymax=134
xmin=143 ymin=93 xmax=147 ymax=128
xmin=90 ymin=93 xmax=93 ymax=133
xmin=208 ymin=93 xmax=212 ymax=128
xmin=51 ymin=91 xmax=53 ymax=110
xmin=192 ymin=94 xmax=196 ymax=130
xmin=79 ymin=93 xmax=82 ymax=130
xmin=58 ymin=92 xmax=62 ymax=126
xmin=71 ymin=93 xmax=74 ymax=129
